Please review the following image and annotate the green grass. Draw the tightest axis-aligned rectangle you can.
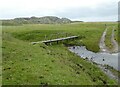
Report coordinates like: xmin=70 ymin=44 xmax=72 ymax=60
xmin=2 ymin=22 xmax=118 ymax=85
xmin=114 ymin=26 xmax=119 ymax=45
xmin=105 ymin=23 xmax=119 ymax=50
xmin=104 ymin=65 xmax=120 ymax=80
xmin=3 ymin=23 xmax=106 ymax=52
xmin=105 ymin=27 xmax=113 ymax=50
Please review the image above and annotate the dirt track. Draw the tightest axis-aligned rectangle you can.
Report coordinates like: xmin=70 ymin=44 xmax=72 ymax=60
xmin=99 ymin=28 xmax=109 ymax=53
xmin=99 ymin=27 xmax=118 ymax=53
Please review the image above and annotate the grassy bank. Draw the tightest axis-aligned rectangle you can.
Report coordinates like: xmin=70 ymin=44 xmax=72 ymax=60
xmin=105 ymin=27 xmax=113 ymax=50
xmin=3 ymin=23 xmax=106 ymax=52
xmin=2 ymin=22 xmax=118 ymax=85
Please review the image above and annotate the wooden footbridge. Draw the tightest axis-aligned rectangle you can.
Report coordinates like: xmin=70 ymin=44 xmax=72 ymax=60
xmin=31 ymin=35 xmax=78 ymax=45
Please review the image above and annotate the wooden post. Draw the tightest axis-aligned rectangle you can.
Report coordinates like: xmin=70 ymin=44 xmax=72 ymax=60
xmin=45 ymin=42 xmax=47 ymax=45
xmin=57 ymin=41 xmax=58 ymax=44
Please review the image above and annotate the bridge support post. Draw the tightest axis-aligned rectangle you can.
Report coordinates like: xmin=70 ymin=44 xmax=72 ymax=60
xmin=57 ymin=41 xmax=58 ymax=44
xmin=45 ymin=42 xmax=48 ymax=45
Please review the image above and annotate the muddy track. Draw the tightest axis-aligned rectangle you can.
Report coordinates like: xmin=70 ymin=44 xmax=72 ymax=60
xmin=99 ymin=27 xmax=118 ymax=53
xmin=99 ymin=28 xmax=109 ymax=53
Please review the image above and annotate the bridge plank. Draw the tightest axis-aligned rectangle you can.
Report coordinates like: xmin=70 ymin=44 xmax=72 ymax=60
xmin=31 ymin=36 xmax=78 ymax=44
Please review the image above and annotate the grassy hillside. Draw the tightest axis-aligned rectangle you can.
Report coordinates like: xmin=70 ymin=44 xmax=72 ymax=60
xmin=2 ymin=16 xmax=72 ymax=26
xmin=2 ymin=22 xmax=118 ymax=85
xmin=3 ymin=23 xmax=106 ymax=52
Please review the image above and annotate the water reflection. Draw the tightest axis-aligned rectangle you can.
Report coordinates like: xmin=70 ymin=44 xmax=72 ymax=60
xmin=68 ymin=46 xmax=119 ymax=71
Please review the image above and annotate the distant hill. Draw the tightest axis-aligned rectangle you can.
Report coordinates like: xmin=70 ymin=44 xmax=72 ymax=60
xmin=2 ymin=16 xmax=74 ymax=26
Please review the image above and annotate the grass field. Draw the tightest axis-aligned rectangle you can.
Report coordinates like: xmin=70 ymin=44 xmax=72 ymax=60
xmin=105 ymin=23 xmax=118 ymax=50
xmin=105 ymin=26 xmax=113 ymax=50
xmin=3 ymin=23 xmax=106 ymax=52
xmin=2 ymin=22 xmax=118 ymax=85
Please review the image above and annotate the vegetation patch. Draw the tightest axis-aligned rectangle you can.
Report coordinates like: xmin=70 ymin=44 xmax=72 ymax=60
xmin=2 ymin=22 xmax=118 ymax=85
xmin=105 ymin=27 xmax=113 ymax=50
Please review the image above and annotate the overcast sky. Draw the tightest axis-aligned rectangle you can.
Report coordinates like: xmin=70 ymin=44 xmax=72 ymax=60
xmin=0 ymin=0 xmax=119 ymax=21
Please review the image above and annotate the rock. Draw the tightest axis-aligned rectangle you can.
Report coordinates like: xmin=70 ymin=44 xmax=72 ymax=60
xmin=103 ymin=59 xmax=105 ymax=61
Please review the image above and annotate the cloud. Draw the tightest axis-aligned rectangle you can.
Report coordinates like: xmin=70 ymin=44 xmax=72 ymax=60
xmin=0 ymin=0 xmax=119 ymax=21
xmin=54 ymin=2 xmax=118 ymax=21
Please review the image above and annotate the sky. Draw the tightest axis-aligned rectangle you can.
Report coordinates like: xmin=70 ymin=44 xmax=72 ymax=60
xmin=0 ymin=0 xmax=119 ymax=21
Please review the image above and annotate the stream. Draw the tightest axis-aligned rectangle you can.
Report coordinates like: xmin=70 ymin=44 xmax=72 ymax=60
xmin=68 ymin=46 xmax=119 ymax=71
xmin=68 ymin=27 xmax=119 ymax=81
xmin=68 ymin=46 xmax=119 ymax=81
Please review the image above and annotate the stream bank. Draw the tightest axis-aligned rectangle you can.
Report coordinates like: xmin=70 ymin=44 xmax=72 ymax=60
xmin=68 ymin=27 xmax=119 ymax=82
xmin=68 ymin=46 xmax=119 ymax=82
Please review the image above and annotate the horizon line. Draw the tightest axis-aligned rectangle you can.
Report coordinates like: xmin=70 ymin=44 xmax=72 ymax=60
xmin=0 ymin=16 xmax=117 ymax=22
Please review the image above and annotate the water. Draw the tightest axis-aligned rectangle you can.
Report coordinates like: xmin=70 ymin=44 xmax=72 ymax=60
xmin=68 ymin=46 xmax=119 ymax=71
